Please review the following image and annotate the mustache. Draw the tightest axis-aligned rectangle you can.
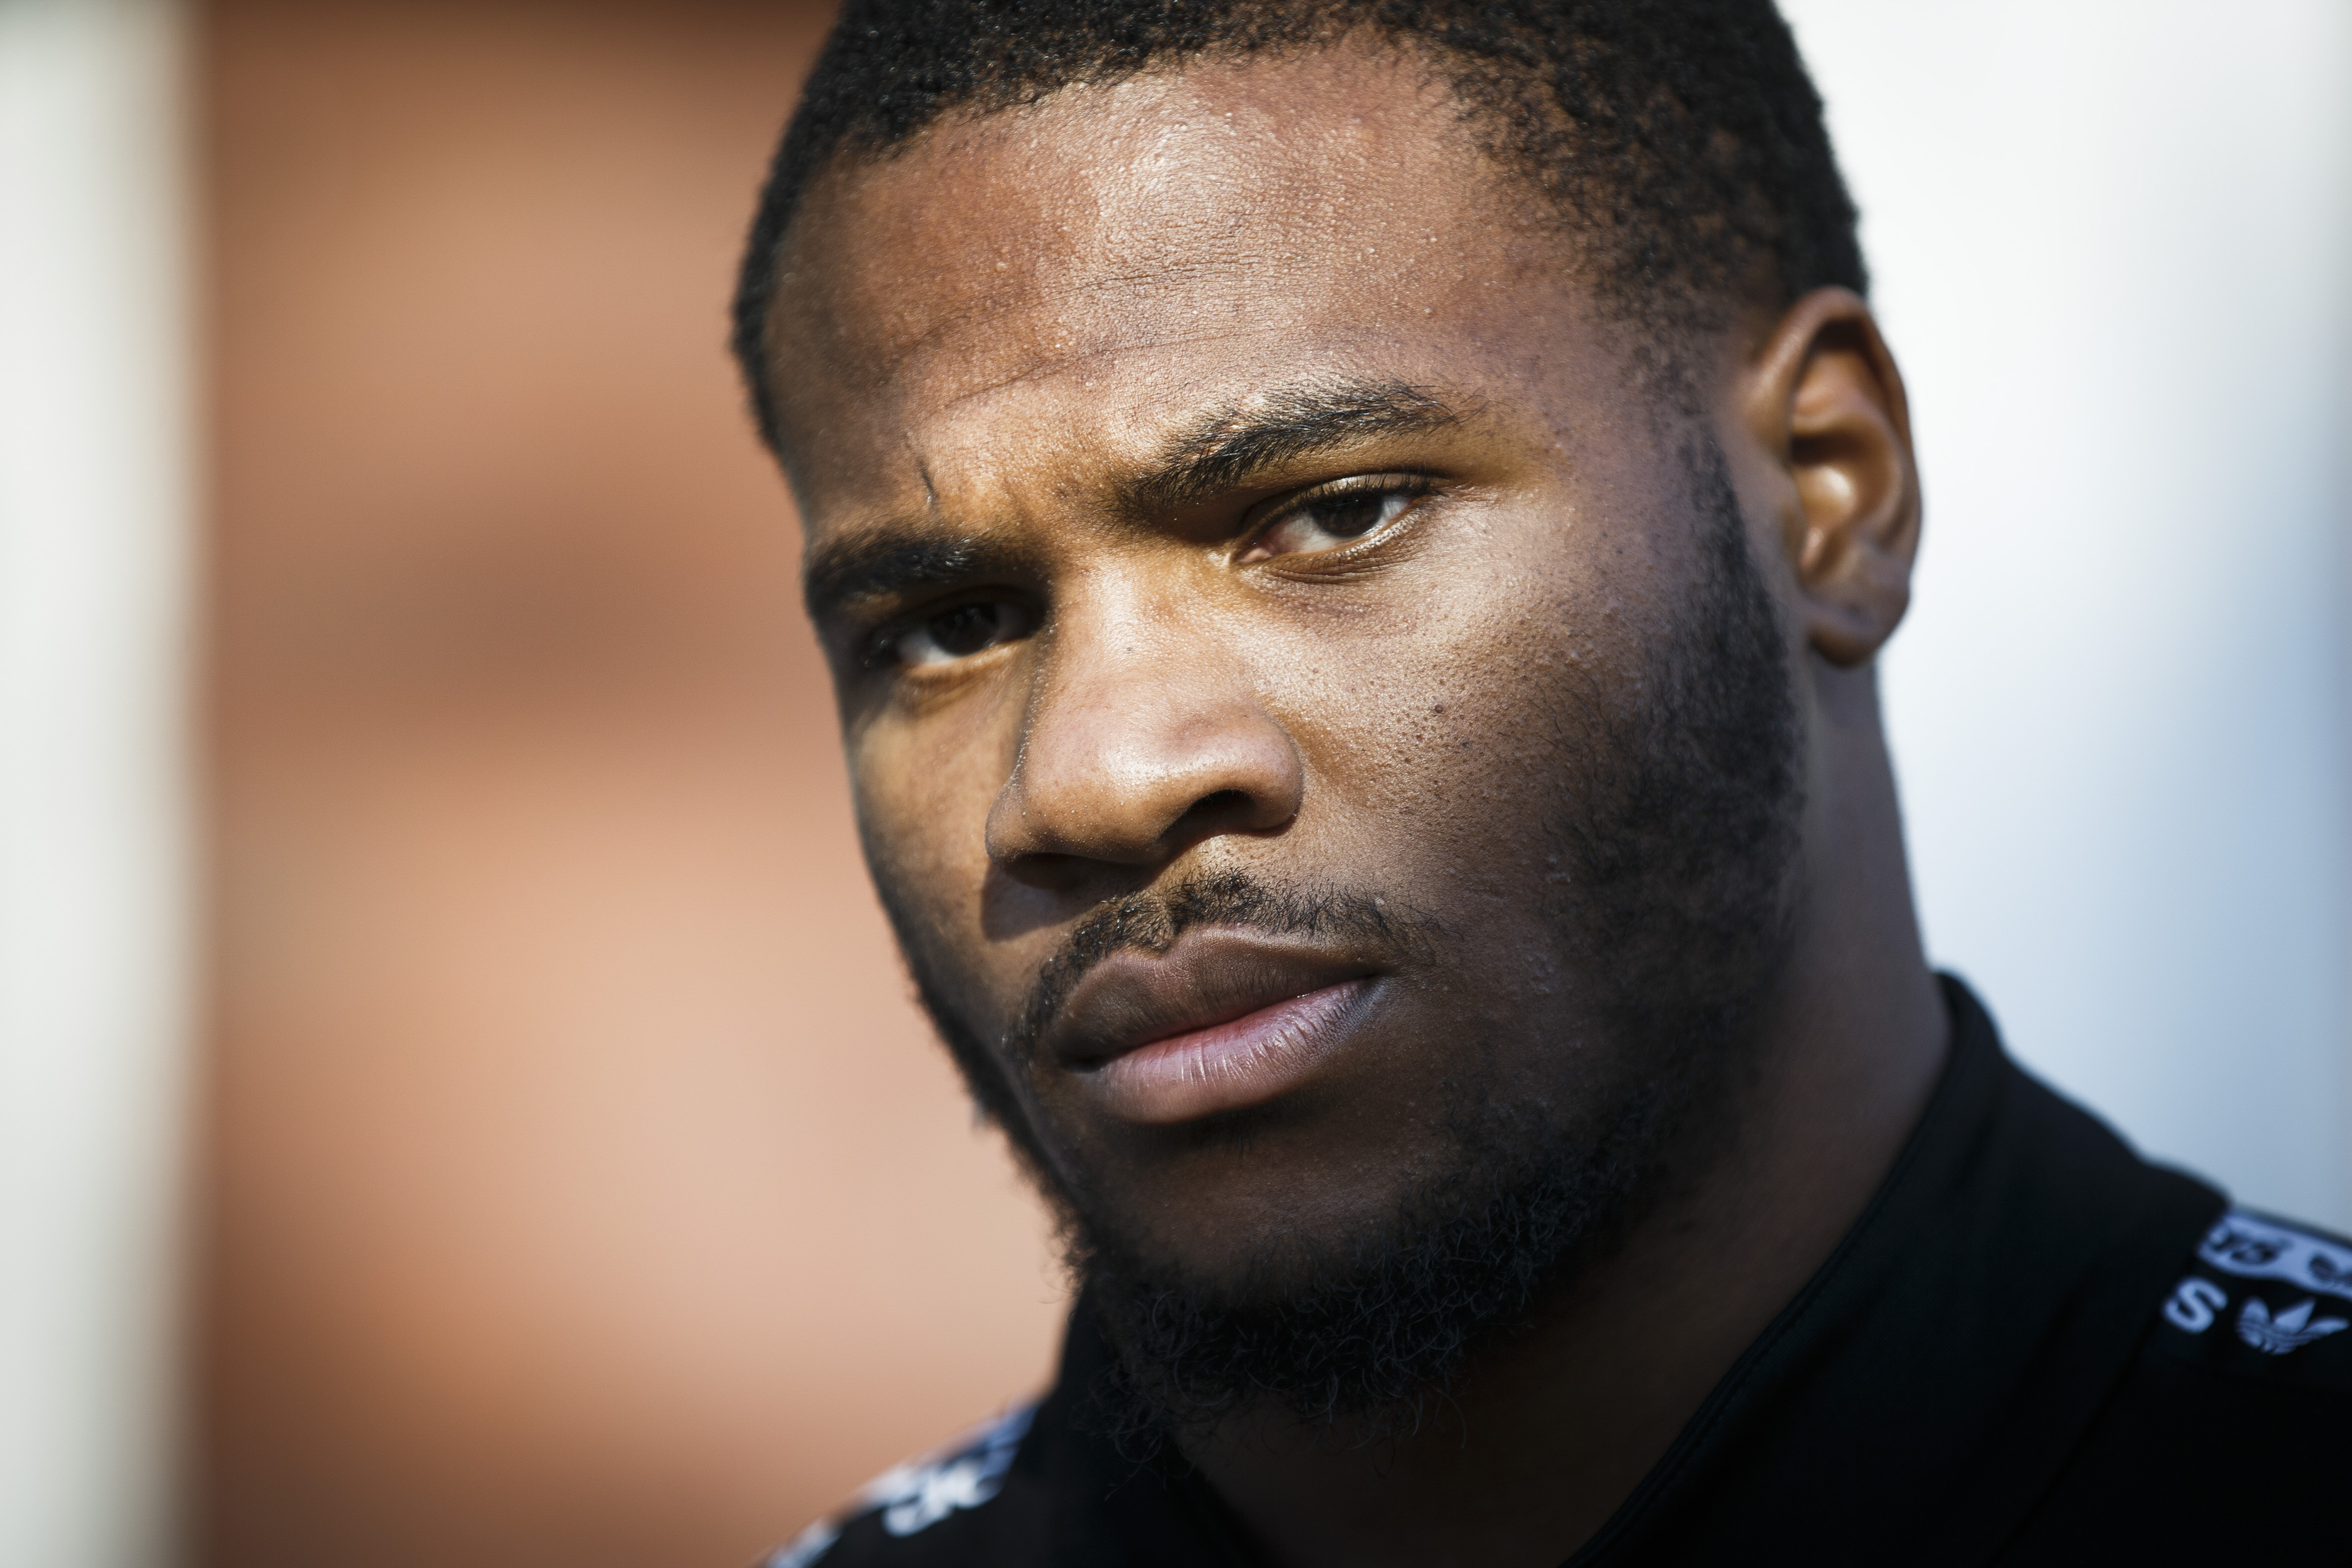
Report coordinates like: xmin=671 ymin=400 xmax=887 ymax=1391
xmin=1002 ymin=870 xmax=1445 ymax=1068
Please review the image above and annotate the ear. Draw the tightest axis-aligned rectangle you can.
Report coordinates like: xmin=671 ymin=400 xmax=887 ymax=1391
xmin=1742 ymin=287 xmax=1922 ymax=667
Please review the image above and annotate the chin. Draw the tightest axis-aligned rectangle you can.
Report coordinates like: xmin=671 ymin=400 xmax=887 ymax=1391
xmin=1043 ymin=1096 xmax=1451 ymax=1271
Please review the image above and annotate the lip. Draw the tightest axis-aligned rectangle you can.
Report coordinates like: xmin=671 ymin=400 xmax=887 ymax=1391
xmin=1043 ymin=931 xmax=1380 ymax=1125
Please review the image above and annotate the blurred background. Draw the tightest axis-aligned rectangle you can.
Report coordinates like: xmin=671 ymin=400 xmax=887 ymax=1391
xmin=0 ymin=2 xmax=2343 ymax=1566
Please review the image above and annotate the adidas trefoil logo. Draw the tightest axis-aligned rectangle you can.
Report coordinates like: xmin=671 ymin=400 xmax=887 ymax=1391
xmin=2235 ymin=1296 xmax=2350 ymax=1356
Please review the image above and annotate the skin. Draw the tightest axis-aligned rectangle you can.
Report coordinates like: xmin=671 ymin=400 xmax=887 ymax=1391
xmin=766 ymin=44 xmax=1948 ymax=1568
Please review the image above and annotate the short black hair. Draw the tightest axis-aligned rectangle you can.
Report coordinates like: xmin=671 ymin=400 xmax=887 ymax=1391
xmin=732 ymin=0 xmax=1865 ymax=452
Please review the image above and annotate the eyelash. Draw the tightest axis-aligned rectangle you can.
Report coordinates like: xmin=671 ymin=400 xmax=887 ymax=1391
xmin=1241 ymin=472 xmax=1437 ymax=555
xmin=860 ymin=473 xmax=1439 ymax=671
xmin=865 ymin=603 xmax=992 ymax=671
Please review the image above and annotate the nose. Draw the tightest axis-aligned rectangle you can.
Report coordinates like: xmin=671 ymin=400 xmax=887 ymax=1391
xmin=984 ymin=625 xmax=1303 ymax=884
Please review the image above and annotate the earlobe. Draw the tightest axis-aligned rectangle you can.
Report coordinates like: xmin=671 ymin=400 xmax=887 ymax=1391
xmin=1744 ymin=288 xmax=1923 ymax=667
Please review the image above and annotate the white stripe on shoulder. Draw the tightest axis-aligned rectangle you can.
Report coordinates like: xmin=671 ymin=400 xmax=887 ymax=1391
xmin=859 ymin=1402 xmax=1037 ymax=1538
xmin=759 ymin=1401 xmax=1040 ymax=1566
xmin=2197 ymin=1208 xmax=2352 ymax=1304
xmin=763 ymin=1518 xmax=840 ymax=1568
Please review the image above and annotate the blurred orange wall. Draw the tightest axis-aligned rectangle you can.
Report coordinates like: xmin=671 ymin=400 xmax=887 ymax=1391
xmin=199 ymin=4 xmax=1063 ymax=1564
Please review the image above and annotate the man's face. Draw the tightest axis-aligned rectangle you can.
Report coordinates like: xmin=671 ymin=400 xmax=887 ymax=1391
xmin=769 ymin=49 xmax=1807 ymax=1319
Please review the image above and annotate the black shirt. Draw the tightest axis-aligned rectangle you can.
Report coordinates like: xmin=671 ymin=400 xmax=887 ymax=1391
xmin=765 ymin=980 xmax=2352 ymax=1565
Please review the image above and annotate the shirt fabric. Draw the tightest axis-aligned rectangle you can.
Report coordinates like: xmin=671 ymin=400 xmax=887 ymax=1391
xmin=764 ymin=978 xmax=2351 ymax=1565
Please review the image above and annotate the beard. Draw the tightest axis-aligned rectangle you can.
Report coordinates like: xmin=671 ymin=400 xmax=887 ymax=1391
xmin=879 ymin=431 xmax=1804 ymax=1446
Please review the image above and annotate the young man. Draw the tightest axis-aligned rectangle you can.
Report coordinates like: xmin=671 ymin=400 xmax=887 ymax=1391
xmin=730 ymin=3 xmax=2347 ymax=1562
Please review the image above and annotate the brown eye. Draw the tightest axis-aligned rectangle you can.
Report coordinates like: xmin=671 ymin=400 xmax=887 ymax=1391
xmin=1242 ymin=484 xmax=1421 ymax=563
xmin=890 ymin=601 xmax=1029 ymax=667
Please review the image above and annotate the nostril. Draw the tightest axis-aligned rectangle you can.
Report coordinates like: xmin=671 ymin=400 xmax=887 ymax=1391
xmin=1169 ymin=789 xmax=1267 ymax=842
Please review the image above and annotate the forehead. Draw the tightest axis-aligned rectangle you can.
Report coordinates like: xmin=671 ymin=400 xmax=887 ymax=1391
xmin=766 ymin=45 xmax=1589 ymax=516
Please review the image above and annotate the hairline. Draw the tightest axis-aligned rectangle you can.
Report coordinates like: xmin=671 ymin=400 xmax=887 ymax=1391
xmin=749 ymin=32 xmax=1749 ymax=459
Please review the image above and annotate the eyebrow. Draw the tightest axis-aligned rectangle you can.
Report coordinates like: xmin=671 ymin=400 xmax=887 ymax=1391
xmin=1122 ymin=378 xmax=1469 ymax=514
xmin=801 ymin=377 xmax=1471 ymax=620
xmin=802 ymin=531 xmax=1029 ymax=623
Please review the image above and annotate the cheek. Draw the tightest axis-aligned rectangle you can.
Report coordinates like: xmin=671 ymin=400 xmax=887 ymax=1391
xmin=1273 ymin=557 xmax=1645 ymax=903
xmin=849 ymin=712 xmax=1005 ymax=936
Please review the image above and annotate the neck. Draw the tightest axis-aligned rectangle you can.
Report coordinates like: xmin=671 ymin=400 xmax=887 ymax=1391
xmin=1183 ymin=663 xmax=1950 ymax=1568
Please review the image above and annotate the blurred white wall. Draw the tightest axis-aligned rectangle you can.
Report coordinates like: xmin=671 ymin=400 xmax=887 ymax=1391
xmin=1782 ymin=1 xmax=2352 ymax=1227
xmin=0 ymin=1 xmax=193 ymax=1565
